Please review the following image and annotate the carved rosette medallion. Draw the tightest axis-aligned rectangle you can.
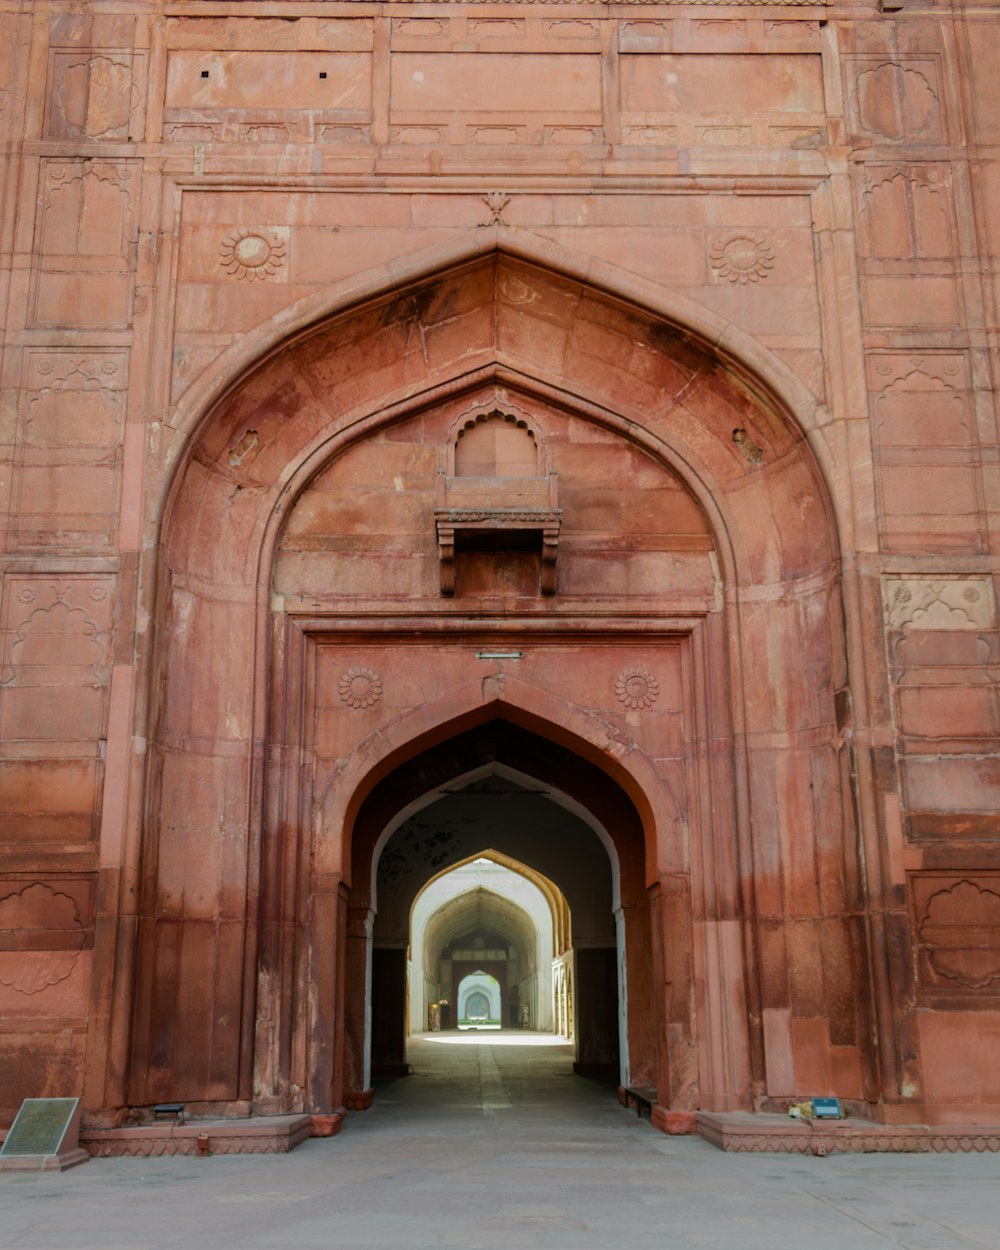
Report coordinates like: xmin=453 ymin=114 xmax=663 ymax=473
xmin=710 ymin=233 xmax=775 ymax=284
xmin=614 ymin=668 xmax=659 ymax=710
xmin=219 ymin=229 xmax=286 ymax=282
xmin=338 ymin=667 xmax=384 ymax=710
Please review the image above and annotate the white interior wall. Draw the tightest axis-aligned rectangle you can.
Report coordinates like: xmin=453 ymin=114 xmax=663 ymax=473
xmin=409 ymin=860 xmax=555 ymax=1034
xmin=457 ymin=971 xmax=502 ymax=1023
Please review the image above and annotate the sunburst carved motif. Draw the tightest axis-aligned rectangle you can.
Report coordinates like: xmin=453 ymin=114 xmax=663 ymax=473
xmin=219 ymin=229 xmax=286 ymax=282
xmin=338 ymin=667 xmax=384 ymax=710
xmin=710 ymin=233 xmax=775 ymax=285
xmin=614 ymin=668 xmax=659 ymax=710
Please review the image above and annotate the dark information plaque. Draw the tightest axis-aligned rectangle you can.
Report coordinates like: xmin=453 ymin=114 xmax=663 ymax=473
xmin=0 ymin=1098 xmax=89 ymax=1172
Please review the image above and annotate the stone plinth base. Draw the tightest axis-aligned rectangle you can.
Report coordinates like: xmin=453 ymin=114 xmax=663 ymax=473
xmin=0 ymin=1146 xmax=90 ymax=1172
xmin=81 ymin=1114 xmax=313 ymax=1158
xmin=345 ymin=1089 xmax=374 ymax=1111
xmin=696 ymin=1112 xmax=1000 ymax=1154
xmin=309 ymin=1113 xmax=344 ymax=1137
xmin=652 ymin=1106 xmax=697 ymax=1135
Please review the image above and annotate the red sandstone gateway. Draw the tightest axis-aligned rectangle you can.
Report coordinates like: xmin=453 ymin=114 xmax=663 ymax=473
xmin=0 ymin=0 xmax=998 ymax=1155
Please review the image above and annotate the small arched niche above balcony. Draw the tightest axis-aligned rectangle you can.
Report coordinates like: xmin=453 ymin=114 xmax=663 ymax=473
xmin=436 ymin=408 xmax=561 ymax=596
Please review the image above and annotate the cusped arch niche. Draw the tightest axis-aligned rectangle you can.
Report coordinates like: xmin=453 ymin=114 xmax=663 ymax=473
xmin=438 ymin=406 xmax=560 ymax=595
xmin=135 ymin=249 xmax=856 ymax=1125
xmin=274 ymin=383 xmax=709 ymax=606
xmin=451 ymin=407 xmax=544 ymax=477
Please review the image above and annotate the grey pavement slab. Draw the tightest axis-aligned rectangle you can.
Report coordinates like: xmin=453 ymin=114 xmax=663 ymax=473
xmin=1 ymin=1033 xmax=997 ymax=1250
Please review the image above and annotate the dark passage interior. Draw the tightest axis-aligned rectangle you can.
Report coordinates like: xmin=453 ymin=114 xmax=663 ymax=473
xmin=371 ymin=774 xmax=619 ymax=1078
xmin=351 ymin=719 xmax=653 ymax=1097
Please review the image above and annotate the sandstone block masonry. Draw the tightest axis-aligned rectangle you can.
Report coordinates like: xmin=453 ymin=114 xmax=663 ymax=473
xmin=0 ymin=0 xmax=998 ymax=1138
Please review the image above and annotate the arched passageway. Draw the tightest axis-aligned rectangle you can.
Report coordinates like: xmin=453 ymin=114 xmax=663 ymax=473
xmin=371 ymin=771 xmax=616 ymax=1073
xmin=409 ymin=855 xmax=562 ymax=1035
xmin=130 ymin=244 xmax=869 ymax=1135
xmin=347 ymin=727 xmax=651 ymax=1100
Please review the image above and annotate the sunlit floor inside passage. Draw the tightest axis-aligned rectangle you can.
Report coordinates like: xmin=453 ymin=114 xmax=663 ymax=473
xmin=373 ymin=1031 xmax=594 ymax=1122
xmin=420 ymin=1030 xmax=570 ymax=1044
xmin=3 ymin=1034 xmax=998 ymax=1250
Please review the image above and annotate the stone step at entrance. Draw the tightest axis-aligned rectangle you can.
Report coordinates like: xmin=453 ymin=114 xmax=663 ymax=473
xmin=79 ymin=1113 xmax=323 ymax=1158
xmin=697 ymin=1112 xmax=1000 ymax=1155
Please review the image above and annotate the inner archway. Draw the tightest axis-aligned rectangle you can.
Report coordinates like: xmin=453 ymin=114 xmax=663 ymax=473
xmin=460 ymin=982 xmax=496 ymax=1026
xmin=351 ymin=734 xmax=649 ymax=1102
xmin=410 ymin=854 xmax=565 ymax=1036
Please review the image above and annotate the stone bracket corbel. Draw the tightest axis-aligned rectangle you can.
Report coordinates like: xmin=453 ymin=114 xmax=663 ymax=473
xmin=540 ymin=523 xmax=559 ymax=596
xmin=437 ymin=521 xmax=457 ymax=596
xmin=434 ymin=509 xmax=562 ymax=597
xmin=434 ymin=471 xmax=561 ymax=597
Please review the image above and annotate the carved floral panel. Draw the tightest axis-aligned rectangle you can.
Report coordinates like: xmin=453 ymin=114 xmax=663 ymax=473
xmin=913 ymin=876 xmax=1000 ymax=994
xmin=28 ymin=160 xmax=139 ymax=329
xmin=883 ymin=577 xmax=996 ymax=633
xmin=12 ymin=350 xmax=128 ymax=550
xmin=0 ymin=575 xmax=114 ymax=844
xmin=846 ymin=58 xmax=945 ymax=144
xmin=45 ymin=50 xmax=146 ymax=141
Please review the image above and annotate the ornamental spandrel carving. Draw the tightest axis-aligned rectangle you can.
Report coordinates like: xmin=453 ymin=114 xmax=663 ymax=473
xmin=48 ymin=52 xmax=145 ymax=141
xmin=883 ymin=578 xmax=995 ymax=632
xmin=338 ymin=667 xmax=384 ymax=710
xmin=481 ymin=191 xmax=511 ymax=225
xmin=847 ymin=58 xmax=944 ymax=144
xmin=219 ymin=229 xmax=288 ymax=282
xmin=709 ymin=233 xmax=775 ymax=285
xmin=0 ymin=883 xmax=87 ymax=996
xmin=615 ymin=669 xmax=660 ymax=710
xmin=917 ymin=879 xmax=1000 ymax=991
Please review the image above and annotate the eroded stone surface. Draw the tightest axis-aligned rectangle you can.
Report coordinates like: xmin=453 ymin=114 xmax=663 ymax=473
xmin=0 ymin=0 xmax=998 ymax=1141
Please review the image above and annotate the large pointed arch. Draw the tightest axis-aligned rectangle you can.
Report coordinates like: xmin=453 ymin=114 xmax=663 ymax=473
xmin=319 ymin=677 xmax=674 ymax=892
xmin=161 ymin=227 xmax=832 ymax=502
xmin=130 ymin=235 xmax=868 ymax=1140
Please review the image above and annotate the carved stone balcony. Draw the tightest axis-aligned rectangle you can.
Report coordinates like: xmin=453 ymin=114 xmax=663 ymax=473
xmin=434 ymin=473 xmax=561 ymax=596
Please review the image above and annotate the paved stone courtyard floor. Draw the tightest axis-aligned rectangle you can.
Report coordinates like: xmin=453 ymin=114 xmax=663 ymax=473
xmin=2 ymin=1033 xmax=997 ymax=1250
